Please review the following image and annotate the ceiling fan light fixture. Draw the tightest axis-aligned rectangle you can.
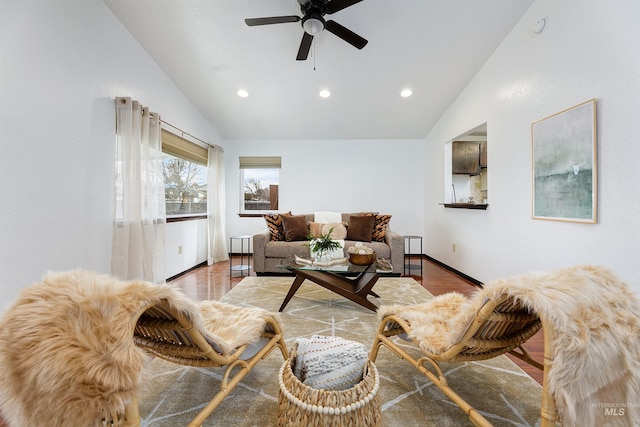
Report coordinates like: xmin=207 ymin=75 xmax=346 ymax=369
xmin=237 ymin=89 xmax=249 ymax=98
xmin=245 ymin=0 xmax=368 ymax=61
xmin=319 ymin=89 xmax=330 ymax=98
xmin=302 ymin=15 xmax=325 ymax=35
xmin=401 ymin=89 xmax=413 ymax=98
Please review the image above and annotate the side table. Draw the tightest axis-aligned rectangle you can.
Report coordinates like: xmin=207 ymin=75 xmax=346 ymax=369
xmin=229 ymin=235 xmax=251 ymax=277
xmin=403 ymin=235 xmax=423 ymax=276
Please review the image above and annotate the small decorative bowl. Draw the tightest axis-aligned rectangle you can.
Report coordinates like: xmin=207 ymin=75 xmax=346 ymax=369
xmin=349 ymin=252 xmax=377 ymax=266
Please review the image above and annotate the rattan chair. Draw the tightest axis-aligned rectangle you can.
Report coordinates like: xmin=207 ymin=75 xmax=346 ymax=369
xmin=0 ymin=270 xmax=288 ymax=427
xmin=370 ymin=293 xmax=557 ymax=427
xmin=133 ymin=299 xmax=289 ymax=427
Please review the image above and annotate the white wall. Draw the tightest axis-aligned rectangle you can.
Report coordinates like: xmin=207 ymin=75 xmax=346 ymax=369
xmin=224 ymin=139 xmax=426 ymax=241
xmin=0 ymin=0 xmax=220 ymax=307
xmin=424 ymin=0 xmax=640 ymax=293
xmin=8 ymin=0 xmax=635 ymax=308
xmin=165 ymin=219 xmax=208 ymax=279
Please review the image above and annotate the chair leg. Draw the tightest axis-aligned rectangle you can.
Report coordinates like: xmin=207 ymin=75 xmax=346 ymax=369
xmin=123 ymin=397 xmax=141 ymax=427
xmin=369 ymin=332 xmax=383 ymax=363
xmin=375 ymin=331 xmax=493 ymax=427
xmin=187 ymin=332 xmax=288 ymax=427
xmin=539 ymin=320 xmax=559 ymax=426
xmin=188 ymin=362 xmax=252 ymax=427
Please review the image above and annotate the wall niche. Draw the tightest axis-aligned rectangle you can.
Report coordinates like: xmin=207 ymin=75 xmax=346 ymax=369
xmin=444 ymin=123 xmax=488 ymax=209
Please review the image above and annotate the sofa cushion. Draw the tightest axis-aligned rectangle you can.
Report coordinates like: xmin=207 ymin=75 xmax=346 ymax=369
xmin=282 ymin=214 xmax=308 ymax=242
xmin=346 ymin=215 xmax=375 ymax=242
xmin=365 ymin=214 xmax=392 ymax=242
xmin=341 ymin=212 xmax=378 ymax=224
xmin=308 ymin=222 xmax=324 ymax=238
xmin=264 ymin=211 xmax=291 ymax=241
xmin=321 ymin=222 xmax=347 ymax=240
xmin=265 ymin=241 xmax=311 ymax=258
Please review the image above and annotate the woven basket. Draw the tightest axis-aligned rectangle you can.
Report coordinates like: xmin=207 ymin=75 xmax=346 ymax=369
xmin=277 ymin=346 xmax=381 ymax=427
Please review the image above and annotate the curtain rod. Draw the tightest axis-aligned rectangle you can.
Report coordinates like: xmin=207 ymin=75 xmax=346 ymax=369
xmin=160 ymin=119 xmax=223 ymax=151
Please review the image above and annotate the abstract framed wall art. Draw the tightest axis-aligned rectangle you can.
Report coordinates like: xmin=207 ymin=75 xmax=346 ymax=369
xmin=531 ymin=99 xmax=597 ymax=223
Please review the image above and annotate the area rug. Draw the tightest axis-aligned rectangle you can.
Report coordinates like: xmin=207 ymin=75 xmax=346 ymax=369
xmin=137 ymin=277 xmax=543 ymax=426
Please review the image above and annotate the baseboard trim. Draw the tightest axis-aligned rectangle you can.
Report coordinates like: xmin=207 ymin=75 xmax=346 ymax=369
xmin=167 ymin=256 xmax=482 ymax=286
xmin=166 ymin=261 xmax=207 ymax=283
xmin=423 ymin=255 xmax=483 ymax=287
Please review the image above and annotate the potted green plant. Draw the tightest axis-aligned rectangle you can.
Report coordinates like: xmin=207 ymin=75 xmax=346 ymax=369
xmin=307 ymin=227 xmax=342 ymax=262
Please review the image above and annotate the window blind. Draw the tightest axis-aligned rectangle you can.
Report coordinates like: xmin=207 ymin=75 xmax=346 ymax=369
xmin=239 ymin=156 xmax=281 ymax=169
xmin=161 ymin=129 xmax=208 ymax=165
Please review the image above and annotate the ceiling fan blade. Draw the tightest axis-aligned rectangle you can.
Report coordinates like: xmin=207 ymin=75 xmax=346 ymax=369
xmin=325 ymin=20 xmax=368 ymax=49
xmin=245 ymin=16 xmax=301 ymax=26
xmin=324 ymin=0 xmax=364 ymax=14
xmin=296 ymin=32 xmax=314 ymax=60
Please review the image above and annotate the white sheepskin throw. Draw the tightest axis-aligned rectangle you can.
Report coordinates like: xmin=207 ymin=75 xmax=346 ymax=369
xmin=379 ymin=265 xmax=640 ymax=427
xmin=198 ymin=300 xmax=277 ymax=355
xmin=377 ymin=292 xmax=472 ymax=355
xmin=482 ymin=265 xmax=640 ymax=427
xmin=0 ymin=269 xmax=277 ymax=427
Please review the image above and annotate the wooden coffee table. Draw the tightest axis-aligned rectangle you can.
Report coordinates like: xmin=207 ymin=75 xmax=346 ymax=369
xmin=277 ymin=258 xmax=388 ymax=312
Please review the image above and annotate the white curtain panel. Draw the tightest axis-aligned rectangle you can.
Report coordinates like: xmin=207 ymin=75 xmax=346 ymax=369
xmin=207 ymin=145 xmax=229 ymax=264
xmin=112 ymin=97 xmax=166 ymax=283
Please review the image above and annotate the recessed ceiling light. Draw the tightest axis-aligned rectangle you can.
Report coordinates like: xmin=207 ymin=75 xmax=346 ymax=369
xmin=400 ymin=89 xmax=413 ymax=98
xmin=319 ymin=89 xmax=330 ymax=98
xmin=237 ymin=89 xmax=249 ymax=98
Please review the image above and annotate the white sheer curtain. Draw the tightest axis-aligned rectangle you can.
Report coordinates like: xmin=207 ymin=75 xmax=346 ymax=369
xmin=207 ymin=145 xmax=228 ymax=264
xmin=112 ymin=97 xmax=166 ymax=283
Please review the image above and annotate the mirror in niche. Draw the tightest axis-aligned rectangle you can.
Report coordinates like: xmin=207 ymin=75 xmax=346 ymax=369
xmin=445 ymin=123 xmax=488 ymax=206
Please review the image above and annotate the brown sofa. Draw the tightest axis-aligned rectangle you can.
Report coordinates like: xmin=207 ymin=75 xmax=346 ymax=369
xmin=252 ymin=213 xmax=404 ymax=275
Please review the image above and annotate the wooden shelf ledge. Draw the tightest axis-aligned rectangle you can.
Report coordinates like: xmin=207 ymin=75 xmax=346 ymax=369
xmin=440 ymin=203 xmax=489 ymax=210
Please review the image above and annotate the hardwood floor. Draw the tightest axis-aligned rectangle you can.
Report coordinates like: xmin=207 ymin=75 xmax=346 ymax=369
xmin=170 ymin=255 xmax=544 ymax=385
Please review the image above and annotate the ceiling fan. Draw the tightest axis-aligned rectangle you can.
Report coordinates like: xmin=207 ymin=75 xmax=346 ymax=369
xmin=245 ymin=0 xmax=368 ymax=61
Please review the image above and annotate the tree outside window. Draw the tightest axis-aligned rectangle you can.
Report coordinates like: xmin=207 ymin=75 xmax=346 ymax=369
xmin=240 ymin=156 xmax=280 ymax=212
xmin=163 ymin=154 xmax=207 ymax=216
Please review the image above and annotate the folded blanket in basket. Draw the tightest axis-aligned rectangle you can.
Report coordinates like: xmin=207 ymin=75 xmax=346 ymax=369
xmin=294 ymin=335 xmax=368 ymax=391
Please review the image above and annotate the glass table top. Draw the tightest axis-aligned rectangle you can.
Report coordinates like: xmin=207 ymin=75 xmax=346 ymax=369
xmin=278 ymin=256 xmax=393 ymax=274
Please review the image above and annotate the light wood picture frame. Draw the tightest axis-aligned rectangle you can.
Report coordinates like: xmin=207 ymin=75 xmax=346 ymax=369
xmin=532 ymin=99 xmax=597 ymax=223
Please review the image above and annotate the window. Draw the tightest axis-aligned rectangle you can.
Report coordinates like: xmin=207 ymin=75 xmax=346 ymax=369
xmin=162 ymin=130 xmax=208 ymax=217
xmin=239 ymin=156 xmax=280 ymax=213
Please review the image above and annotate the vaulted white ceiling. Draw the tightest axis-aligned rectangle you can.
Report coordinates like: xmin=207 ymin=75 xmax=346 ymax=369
xmin=104 ymin=0 xmax=534 ymax=140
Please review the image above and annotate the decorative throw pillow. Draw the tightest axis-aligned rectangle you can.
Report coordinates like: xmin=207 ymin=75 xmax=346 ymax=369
xmin=281 ymin=214 xmax=309 ymax=242
xmin=346 ymin=215 xmax=375 ymax=242
xmin=365 ymin=214 xmax=392 ymax=242
xmin=321 ymin=222 xmax=347 ymax=240
xmin=345 ymin=211 xmax=378 ymax=219
xmin=263 ymin=211 xmax=291 ymax=241
xmin=308 ymin=222 xmax=325 ymax=239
